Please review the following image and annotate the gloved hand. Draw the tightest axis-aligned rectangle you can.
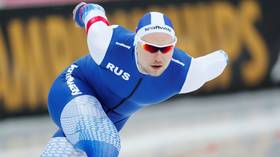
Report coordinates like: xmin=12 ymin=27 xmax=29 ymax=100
xmin=73 ymin=2 xmax=106 ymax=28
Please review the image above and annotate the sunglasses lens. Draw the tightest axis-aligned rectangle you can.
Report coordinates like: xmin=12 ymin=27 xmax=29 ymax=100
xmin=143 ymin=44 xmax=159 ymax=53
xmin=160 ymin=45 xmax=173 ymax=54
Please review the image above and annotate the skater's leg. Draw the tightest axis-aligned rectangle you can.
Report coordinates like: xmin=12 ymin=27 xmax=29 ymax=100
xmin=60 ymin=95 xmax=121 ymax=157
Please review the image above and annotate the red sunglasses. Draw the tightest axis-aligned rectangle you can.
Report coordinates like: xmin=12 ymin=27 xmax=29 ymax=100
xmin=139 ymin=39 xmax=176 ymax=54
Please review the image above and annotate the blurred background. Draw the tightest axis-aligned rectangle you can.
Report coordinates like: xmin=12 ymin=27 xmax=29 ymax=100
xmin=0 ymin=0 xmax=280 ymax=157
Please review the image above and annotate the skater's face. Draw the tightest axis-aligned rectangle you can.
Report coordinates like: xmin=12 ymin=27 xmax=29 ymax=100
xmin=136 ymin=32 xmax=176 ymax=76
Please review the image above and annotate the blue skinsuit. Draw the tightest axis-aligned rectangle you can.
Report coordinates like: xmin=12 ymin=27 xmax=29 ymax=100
xmin=41 ymin=4 xmax=228 ymax=157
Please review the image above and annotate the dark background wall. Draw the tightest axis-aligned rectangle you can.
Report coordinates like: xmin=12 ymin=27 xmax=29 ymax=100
xmin=0 ymin=0 xmax=279 ymax=118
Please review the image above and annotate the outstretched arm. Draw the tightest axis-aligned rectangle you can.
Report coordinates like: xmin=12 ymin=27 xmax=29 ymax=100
xmin=179 ymin=50 xmax=228 ymax=94
xmin=73 ymin=2 xmax=114 ymax=65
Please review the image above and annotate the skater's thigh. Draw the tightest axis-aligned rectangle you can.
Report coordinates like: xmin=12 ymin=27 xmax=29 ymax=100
xmin=48 ymin=71 xmax=96 ymax=128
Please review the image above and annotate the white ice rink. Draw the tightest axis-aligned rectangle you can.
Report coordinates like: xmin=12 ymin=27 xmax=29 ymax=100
xmin=1 ymin=88 xmax=280 ymax=157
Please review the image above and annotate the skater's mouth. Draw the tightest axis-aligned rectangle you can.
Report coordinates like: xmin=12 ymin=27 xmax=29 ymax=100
xmin=151 ymin=64 xmax=163 ymax=70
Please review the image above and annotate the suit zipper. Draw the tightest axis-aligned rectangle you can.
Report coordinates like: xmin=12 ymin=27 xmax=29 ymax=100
xmin=106 ymin=78 xmax=143 ymax=114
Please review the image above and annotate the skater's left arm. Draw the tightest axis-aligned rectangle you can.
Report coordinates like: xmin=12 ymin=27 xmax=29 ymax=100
xmin=179 ymin=50 xmax=228 ymax=94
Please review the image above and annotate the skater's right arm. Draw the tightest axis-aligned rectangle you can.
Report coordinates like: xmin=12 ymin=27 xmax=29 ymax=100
xmin=73 ymin=2 xmax=113 ymax=65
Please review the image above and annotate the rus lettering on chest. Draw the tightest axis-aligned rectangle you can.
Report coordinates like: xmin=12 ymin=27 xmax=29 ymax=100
xmin=106 ymin=62 xmax=130 ymax=81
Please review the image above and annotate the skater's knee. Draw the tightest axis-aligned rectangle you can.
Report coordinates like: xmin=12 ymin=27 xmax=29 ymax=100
xmin=60 ymin=95 xmax=121 ymax=157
